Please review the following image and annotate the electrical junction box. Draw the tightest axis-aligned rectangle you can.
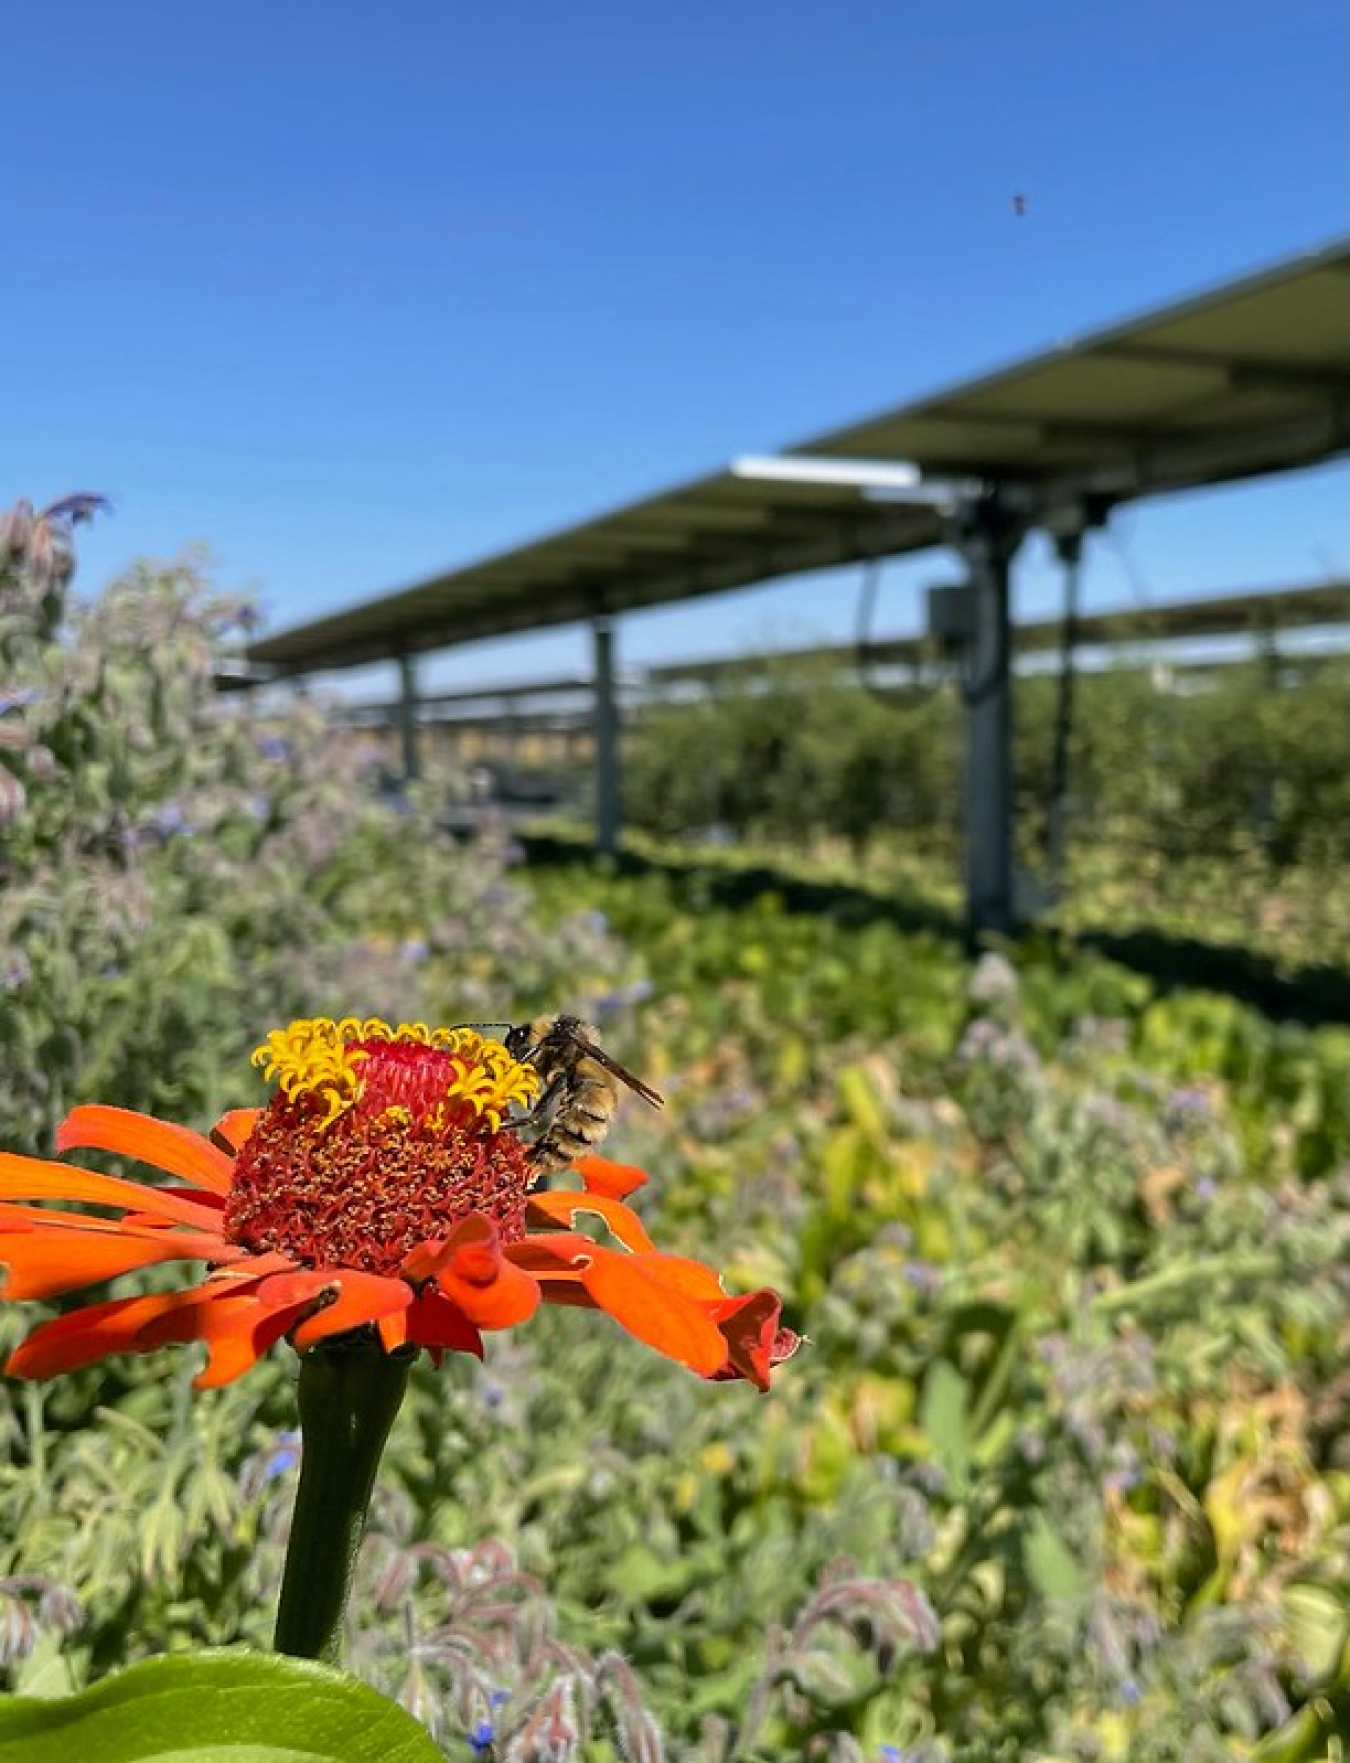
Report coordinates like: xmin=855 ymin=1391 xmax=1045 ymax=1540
xmin=925 ymin=581 xmax=976 ymax=645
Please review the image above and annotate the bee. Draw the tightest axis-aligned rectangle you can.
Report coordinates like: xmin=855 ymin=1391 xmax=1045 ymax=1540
xmin=500 ymin=1013 xmax=664 ymax=1173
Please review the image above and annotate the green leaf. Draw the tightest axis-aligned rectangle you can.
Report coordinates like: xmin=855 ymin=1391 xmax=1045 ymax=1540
xmin=610 ymin=1543 xmax=699 ymax=1602
xmin=919 ymin=1358 xmax=970 ymax=1486
xmin=835 ymin=1062 xmax=888 ymax=1141
xmin=1022 ymin=1512 xmax=1089 ymax=1601
xmin=0 ymin=1650 xmax=444 ymax=1763
xmin=1280 ymin=1579 xmax=1350 ymax=1681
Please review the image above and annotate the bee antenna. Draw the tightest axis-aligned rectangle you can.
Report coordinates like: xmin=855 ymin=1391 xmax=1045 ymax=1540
xmin=458 ymin=1020 xmax=513 ymax=1033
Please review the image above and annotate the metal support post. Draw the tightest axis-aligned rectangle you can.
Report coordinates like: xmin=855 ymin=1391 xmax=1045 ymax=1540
xmin=396 ymin=651 xmax=421 ymax=784
xmin=1044 ymin=529 xmax=1083 ymax=890
xmin=592 ymin=617 xmax=621 ymax=857
xmin=951 ymin=494 xmax=1024 ymax=937
xmin=500 ymin=694 xmax=519 ymax=794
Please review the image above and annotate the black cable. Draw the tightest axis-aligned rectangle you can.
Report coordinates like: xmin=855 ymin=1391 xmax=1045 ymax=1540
xmin=958 ymin=587 xmax=1011 ymax=708
xmin=854 ymin=552 xmax=884 ymax=688
xmin=855 ymin=553 xmax=939 ymax=704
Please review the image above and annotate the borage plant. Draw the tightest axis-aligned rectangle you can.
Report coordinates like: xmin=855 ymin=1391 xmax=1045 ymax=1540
xmin=0 ymin=1016 xmax=798 ymax=1758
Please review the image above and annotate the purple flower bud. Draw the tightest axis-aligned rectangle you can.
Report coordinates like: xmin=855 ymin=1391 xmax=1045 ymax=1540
xmin=0 ymin=500 xmax=34 ymax=570
xmin=39 ymin=493 xmax=111 ymax=528
xmin=1 ymin=950 xmax=31 ymax=990
xmin=0 ymin=764 xmax=26 ymax=825
xmin=902 ymin=1260 xmax=943 ymax=1297
xmin=0 ymin=1594 xmax=35 ymax=1667
xmin=36 ymin=1583 xmax=84 ymax=1637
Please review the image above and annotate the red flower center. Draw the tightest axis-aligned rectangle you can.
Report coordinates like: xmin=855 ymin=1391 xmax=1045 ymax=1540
xmin=223 ymin=1037 xmax=536 ymax=1276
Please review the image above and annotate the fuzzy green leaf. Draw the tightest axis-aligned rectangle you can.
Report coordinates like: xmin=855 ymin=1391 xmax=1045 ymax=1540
xmin=0 ymin=1651 xmax=443 ymax=1763
xmin=919 ymin=1358 xmax=970 ymax=1485
xmin=1022 ymin=1512 xmax=1090 ymax=1601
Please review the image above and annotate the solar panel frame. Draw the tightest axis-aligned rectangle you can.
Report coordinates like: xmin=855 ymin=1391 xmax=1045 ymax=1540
xmin=248 ymin=240 xmax=1350 ymax=676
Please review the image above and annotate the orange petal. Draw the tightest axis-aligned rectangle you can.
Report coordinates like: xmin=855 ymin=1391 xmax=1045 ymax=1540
xmin=621 ymin=1252 xmax=729 ymax=1302
xmin=58 ymin=1105 xmax=234 ymax=1196
xmin=508 ymin=1237 xmax=725 ymax=1307
xmin=402 ymin=1219 xmax=542 ymax=1329
xmin=0 ymin=1153 xmax=227 ymax=1228
xmin=440 ymin=1256 xmax=540 ymax=1329
xmin=211 ymin=1108 xmax=261 ymax=1154
xmin=507 ymin=1234 xmax=593 ymax=1305
xmin=708 ymin=1289 xmax=802 ymax=1391
xmin=121 ymin=1188 xmax=227 ymax=1229
xmin=402 ymin=1214 xmax=502 ymax=1287
xmin=0 ymin=1225 xmax=233 ymax=1299
xmin=377 ymin=1309 xmax=410 ymax=1352
xmin=254 ymin=1268 xmax=344 ymax=1309
xmin=136 ymin=1285 xmax=307 ymax=1387
xmin=273 ymin=1270 xmax=413 ymax=1350
xmin=407 ymin=1290 xmax=484 ymax=1356
xmin=577 ymin=1245 xmax=728 ymax=1376
xmin=214 ymin=1249 xmax=295 ymax=1280
xmin=574 ymin=1154 xmax=650 ymax=1199
xmin=507 ymin=1231 xmax=596 ymax=1277
xmin=0 ymin=1202 xmax=226 ymax=1239
xmin=531 ymin=1278 xmax=598 ymax=1309
xmin=192 ymin=1302 xmax=301 ymax=1387
xmin=526 ymin=1189 xmax=656 ymax=1253
xmin=6 ymin=1289 xmax=203 ymax=1378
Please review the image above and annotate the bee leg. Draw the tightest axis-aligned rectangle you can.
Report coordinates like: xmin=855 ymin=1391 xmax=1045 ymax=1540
xmin=509 ymin=1071 xmax=568 ymax=1132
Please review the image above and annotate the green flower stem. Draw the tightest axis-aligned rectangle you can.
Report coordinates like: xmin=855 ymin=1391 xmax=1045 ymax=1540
xmin=273 ymin=1340 xmax=413 ymax=1665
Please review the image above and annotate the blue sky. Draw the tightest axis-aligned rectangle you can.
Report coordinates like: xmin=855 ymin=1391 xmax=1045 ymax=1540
xmin=4 ymin=0 xmax=1347 ymax=699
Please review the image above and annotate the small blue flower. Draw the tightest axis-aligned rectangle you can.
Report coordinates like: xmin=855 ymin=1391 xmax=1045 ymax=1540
xmin=1167 ymin=1086 xmax=1210 ymax=1117
xmin=902 ymin=1260 xmax=942 ymax=1296
xmin=1103 ymin=1462 xmax=1144 ymax=1495
xmin=588 ymin=978 xmax=654 ymax=1015
xmin=261 ymin=1431 xmax=301 ymax=1483
xmin=1 ymin=950 xmax=30 ymax=991
xmin=469 ymin=1694 xmax=507 ymax=1758
xmin=148 ymin=801 xmax=195 ymax=840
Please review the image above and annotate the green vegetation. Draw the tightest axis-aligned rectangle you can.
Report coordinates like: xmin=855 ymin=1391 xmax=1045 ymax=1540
xmin=1 ymin=532 xmax=1348 ymax=1760
xmin=623 ymin=651 xmax=1350 ymax=971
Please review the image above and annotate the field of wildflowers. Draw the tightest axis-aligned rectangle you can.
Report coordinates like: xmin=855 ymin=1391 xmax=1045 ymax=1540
xmin=0 ymin=511 xmax=1347 ymax=1760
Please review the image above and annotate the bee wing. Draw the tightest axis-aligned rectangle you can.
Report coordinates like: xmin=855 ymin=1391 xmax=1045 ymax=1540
xmin=577 ymin=1036 xmax=665 ymax=1109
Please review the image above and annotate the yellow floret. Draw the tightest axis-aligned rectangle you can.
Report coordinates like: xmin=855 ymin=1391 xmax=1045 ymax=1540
xmin=251 ymin=1016 xmax=540 ymax=1133
xmin=433 ymin=1033 xmax=541 ymax=1131
xmin=251 ymin=1018 xmax=370 ymax=1127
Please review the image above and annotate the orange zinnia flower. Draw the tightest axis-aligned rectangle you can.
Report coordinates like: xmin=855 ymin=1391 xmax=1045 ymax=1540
xmin=0 ymin=1017 xmax=798 ymax=1391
